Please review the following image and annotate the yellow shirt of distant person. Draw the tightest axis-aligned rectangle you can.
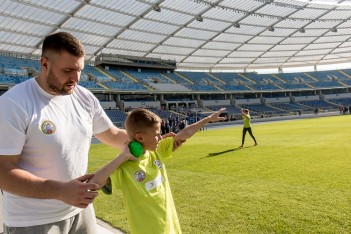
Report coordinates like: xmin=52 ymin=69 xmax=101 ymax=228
xmin=243 ymin=114 xmax=251 ymax=128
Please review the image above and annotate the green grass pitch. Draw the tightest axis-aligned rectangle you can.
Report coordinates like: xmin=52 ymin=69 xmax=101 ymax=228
xmin=88 ymin=115 xmax=351 ymax=233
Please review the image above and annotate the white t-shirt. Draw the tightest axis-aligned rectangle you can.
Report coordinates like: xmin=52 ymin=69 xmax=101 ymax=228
xmin=0 ymin=78 xmax=113 ymax=227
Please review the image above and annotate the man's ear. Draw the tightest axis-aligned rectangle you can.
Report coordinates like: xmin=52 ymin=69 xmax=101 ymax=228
xmin=40 ymin=57 xmax=49 ymax=71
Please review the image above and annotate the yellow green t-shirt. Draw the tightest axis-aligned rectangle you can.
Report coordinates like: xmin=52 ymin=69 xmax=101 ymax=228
xmin=109 ymin=137 xmax=181 ymax=234
xmin=243 ymin=114 xmax=251 ymax=128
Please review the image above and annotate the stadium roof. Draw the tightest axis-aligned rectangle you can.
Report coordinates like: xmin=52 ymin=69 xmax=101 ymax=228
xmin=1 ymin=0 xmax=351 ymax=71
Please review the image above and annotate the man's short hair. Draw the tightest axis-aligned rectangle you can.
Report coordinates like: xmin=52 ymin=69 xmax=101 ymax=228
xmin=125 ymin=109 xmax=161 ymax=137
xmin=42 ymin=32 xmax=85 ymax=57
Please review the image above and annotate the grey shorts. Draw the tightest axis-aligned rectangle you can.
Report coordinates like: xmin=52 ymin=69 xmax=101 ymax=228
xmin=3 ymin=205 xmax=98 ymax=234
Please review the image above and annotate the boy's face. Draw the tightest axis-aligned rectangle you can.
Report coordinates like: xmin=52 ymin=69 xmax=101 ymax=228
xmin=140 ymin=122 xmax=162 ymax=151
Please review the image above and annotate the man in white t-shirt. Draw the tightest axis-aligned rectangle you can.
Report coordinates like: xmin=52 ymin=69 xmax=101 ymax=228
xmin=0 ymin=32 xmax=131 ymax=234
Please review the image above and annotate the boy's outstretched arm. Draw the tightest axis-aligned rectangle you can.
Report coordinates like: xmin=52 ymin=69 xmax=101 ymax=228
xmin=163 ymin=132 xmax=185 ymax=151
xmin=88 ymin=145 xmax=137 ymax=187
xmin=241 ymin=109 xmax=248 ymax=117
xmin=174 ymin=108 xmax=226 ymax=143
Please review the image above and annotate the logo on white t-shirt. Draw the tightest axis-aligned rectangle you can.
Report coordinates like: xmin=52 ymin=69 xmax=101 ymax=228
xmin=41 ymin=120 xmax=56 ymax=135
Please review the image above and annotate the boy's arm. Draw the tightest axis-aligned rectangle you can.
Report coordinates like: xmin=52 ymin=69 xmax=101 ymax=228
xmin=88 ymin=145 xmax=137 ymax=187
xmin=163 ymin=132 xmax=185 ymax=151
xmin=241 ymin=109 xmax=248 ymax=117
xmin=174 ymin=108 xmax=226 ymax=142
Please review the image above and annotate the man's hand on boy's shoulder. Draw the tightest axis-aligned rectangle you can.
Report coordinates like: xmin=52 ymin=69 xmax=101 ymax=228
xmin=162 ymin=132 xmax=185 ymax=151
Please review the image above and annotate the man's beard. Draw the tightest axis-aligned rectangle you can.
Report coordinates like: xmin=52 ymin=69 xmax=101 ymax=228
xmin=47 ymin=69 xmax=75 ymax=95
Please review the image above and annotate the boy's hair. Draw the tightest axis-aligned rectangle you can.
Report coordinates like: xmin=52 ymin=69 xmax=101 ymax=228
xmin=125 ymin=109 xmax=161 ymax=137
xmin=42 ymin=32 xmax=85 ymax=58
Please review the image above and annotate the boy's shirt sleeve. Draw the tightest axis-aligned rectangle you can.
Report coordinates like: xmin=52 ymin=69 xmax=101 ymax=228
xmin=156 ymin=137 xmax=174 ymax=160
xmin=102 ymin=162 xmax=123 ymax=195
xmin=109 ymin=165 xmax=122 ymax=193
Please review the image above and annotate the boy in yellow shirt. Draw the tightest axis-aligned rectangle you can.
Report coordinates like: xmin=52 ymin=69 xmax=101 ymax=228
xmin=90 ymin=108 xmax=226 ymax=234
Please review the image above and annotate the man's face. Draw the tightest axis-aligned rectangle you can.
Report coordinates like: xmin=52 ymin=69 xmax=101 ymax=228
xmin=41 ymin=51 xmax=84 ymax=95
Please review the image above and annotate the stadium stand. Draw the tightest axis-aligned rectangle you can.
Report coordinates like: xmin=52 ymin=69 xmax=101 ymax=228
xmin=305 ymin=70 xmax=349 ymax=82
xmin=103 ymin=81 xmax=148 ymax=91
xmin=278 ymin=83 xmax=312 ymax=90
xmin=148 ymin=83 xmax=191 ymax=92
xmin=1 ymin=54 xmax=351 ymax=128
xmin=177 ymin=71 xmax=222 ymax=85
xmin=269 ymin=102 xmax=313 ymax=113
xmin=104 ymin=109 xmax=128 ymax=126
xmin=164 ymin=72 xmax=191 ymax=84
xmin=218 ymin=84 xmax=251 ymax=91
xmin=240 ymin=73 xmax=282 ymax=84
xmin=0 ymin=55 xmax=40 ymax=71
xmin=210 ymin=72 xmax=255 ymax=85
xmin=83 ymin=65 xmax=110 ymax=82
xmin=124 ymin=68 xmax=172 ymax=84
xmin=239 ymin=103 xmax=285 ymax=116
xmin=78 ymin=81 xmax=104 ymax=89
xmin=277 ymin=72 xmax=316 ymax=84
xmin=297 ymin=100 xmax=339 ymax=111
xmin=250 ymin=84 xmax=281 ymax=91
xmin=328 ymin=98 xmax=351 ymax=106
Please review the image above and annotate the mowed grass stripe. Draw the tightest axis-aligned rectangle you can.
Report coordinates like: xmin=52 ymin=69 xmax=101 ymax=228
xmin=89 ymin=115 xmax=351 ymax=233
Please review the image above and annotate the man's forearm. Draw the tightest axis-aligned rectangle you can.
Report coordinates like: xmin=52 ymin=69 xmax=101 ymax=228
xmin=95 ymin=127 xmax=130 ymax=150
xmin=0 ymin=167 xmax=61 ymax=199
xmin=0 ymin=155 xmax=100 ymax=208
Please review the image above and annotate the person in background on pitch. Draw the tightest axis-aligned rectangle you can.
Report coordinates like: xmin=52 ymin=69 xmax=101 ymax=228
xmin=88 ymin=107 xmax=226 ymax=234
xmin=0 ymin=32 xmax=181 ymax=234
xmin=239 ymin=108 xmax=258 ymax=148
